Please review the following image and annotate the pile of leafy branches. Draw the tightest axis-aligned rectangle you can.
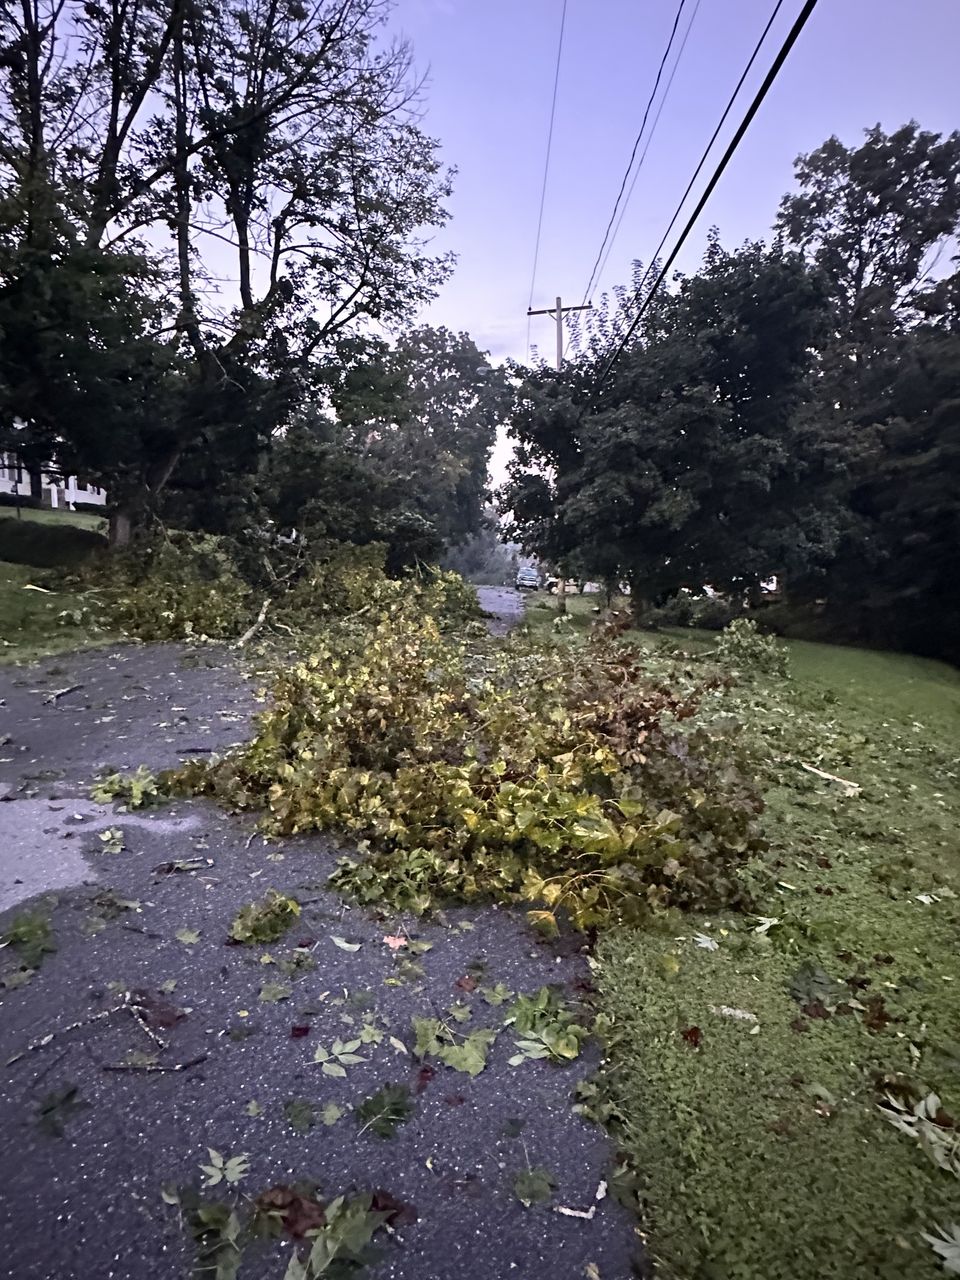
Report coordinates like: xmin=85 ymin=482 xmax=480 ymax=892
xmin=67 ymin=532 xmax=480 ymax=644
xmin=171 ymin=606 xmax=765 ymax=928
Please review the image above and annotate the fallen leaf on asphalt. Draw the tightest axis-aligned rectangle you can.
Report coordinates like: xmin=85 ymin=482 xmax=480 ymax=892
xmin=330 ymin=935 xmax=361 ymax=952
xmin=284 ymin=1099 xmax=316 ymax=1133
xmin=175 ymin=927 xmax=200 ymax=945
xmin=513 ymin=1166 xmax=555 ymax=1207
xmin=383 ymin=935 xmax=407 ymax=950
xmin=371 ymin=1189 xmax=418 ymax=1227
xmin=259 ymin=981 xmax=292 ymax=1003
xmin=415 ymin=1065 xmax=436 ymax=1094
xmin=290 ymin=1024 xmax=310 ymax=1038
xmin=455 ymin=974 xmax=478 ymax=993
xmin=321 ymin=1102 xmax=343 ymax=1126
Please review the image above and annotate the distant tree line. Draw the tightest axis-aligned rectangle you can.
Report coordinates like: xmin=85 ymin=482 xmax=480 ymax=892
xmin=0 ymin=0 xmax=507 ymax=564
xmin=506 ymin=124 xmax=960 ymax=663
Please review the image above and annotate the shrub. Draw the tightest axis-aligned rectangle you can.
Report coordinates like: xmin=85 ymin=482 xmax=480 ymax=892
xmin=172 ymin=611 xmax=764 ymax=930
xmin=715 ymin=617 xmax=789 ymax=677
xmin=649 ymin=593 xmax=744 ymax=631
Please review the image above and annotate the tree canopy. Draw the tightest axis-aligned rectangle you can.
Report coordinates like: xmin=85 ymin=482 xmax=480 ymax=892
xmin=507 ymin=123 xmax=960 ymax=661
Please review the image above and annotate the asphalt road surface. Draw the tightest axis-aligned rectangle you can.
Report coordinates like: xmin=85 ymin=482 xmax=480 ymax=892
xmin=0 ymin=627 xmax=641 ymax=1280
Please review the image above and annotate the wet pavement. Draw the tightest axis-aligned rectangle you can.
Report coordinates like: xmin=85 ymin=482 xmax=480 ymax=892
xmin=0 ymin=620 xmax=641 ymax=1280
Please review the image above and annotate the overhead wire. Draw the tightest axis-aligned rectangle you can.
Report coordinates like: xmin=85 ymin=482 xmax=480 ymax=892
xmin=576 ymin=0 xmax=691 ymax=313
xmin=606 ymin=0 xmax=787 ymax=339
xmin=593 ymin=0 xmax=819 ymax=396
xmin=565 ymin=0 xmax=701 ymax=358
xmin=525 ymin=0 xmax=569 ymax=360
xmin=591 ymin=0 xmax=703 ymax=299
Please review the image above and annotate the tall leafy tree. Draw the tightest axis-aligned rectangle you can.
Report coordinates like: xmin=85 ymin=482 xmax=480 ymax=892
xmin=776 ymin=122 xmax=960 ymax=411
xmin=508 ymin=239 xmax=836 ymax=612
xmin=0 ymin=0 xmax=453 ymax=541
xmin=334 ymin=326 xmax=511 ymax=547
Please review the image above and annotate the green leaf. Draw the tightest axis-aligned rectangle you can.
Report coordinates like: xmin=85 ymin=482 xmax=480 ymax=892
xmin=284 ymin=1099 xmax=316 ymax=1133
xmin=330 ymin=935 xmax=361 ymax=952
xmin=412 ymin=1016 xmax=443 ymax=1058
xmin=481 ymin=982 xmax=514 ymax=1006
xmin=245 ymin=1100 xmax=262 ymax=1117
xmin=259 ymin=981 xmax=292 ymax=1003
xmin=355 ymin=1084 xmax=413 ymax=1138
xmin=513 ymin=1166 xmax=556 ymax=1207
xmin=1 ymin=967 xmax=35 ymax=991
xmin=437 ymin=1027 xmax=498 ymax=1077
xmin=175 ymin=927 xmax=200 ymax=945
xmin=321 ymin=1102 xmax=344 ymax=1126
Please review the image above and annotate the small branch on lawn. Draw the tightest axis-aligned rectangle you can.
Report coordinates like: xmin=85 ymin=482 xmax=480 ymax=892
xmin=798 ymin=761 xmax=861 ymax=796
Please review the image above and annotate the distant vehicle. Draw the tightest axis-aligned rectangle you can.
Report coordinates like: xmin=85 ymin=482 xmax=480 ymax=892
xmin=515 ymin=566 xmax=541 ymax=590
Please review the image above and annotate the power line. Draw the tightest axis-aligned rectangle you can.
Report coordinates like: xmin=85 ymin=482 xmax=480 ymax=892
xmin=526 ymin=0 xmax=569 ymax=360
xmin=594 ymin=0 xmax=818 ymax=395
xmin=609 ymin=0 xmax=786 ymax=338
xmin=577 ymin=0 xmax=690 ymax=312
xmin=565 ymin=0 xmax=701 ymax=358
xmin=591 ymin=0 xmax=702 ymax=299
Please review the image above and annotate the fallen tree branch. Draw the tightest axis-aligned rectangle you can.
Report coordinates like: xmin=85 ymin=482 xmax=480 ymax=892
xmin=233 ymin=598 xmax=271 ymax=648
xmin=103 ymin=1054 xmax=208 ymax=1074
xmin=43 ymin=684 xmax=83 ymax=705
xmin=799 ymin=761 xmax=861 ymax=796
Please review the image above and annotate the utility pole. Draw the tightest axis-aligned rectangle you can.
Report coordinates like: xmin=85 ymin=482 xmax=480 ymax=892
xmin=527 ymin=296 xmax=592 ymax=370
xmin=525 ymin=295 xmax=592 ymax=616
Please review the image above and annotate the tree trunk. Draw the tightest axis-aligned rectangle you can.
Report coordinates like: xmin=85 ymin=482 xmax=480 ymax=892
xmin=109 ymin=506 xmax=134 ymax=548
xmin=630 ymin=593 xmax=654 ymax=628
xmin=28 ymin=468 xmax=43 ymax=504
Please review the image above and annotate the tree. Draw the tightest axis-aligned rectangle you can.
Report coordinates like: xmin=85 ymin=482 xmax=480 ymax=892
xmin=0 ymin=0 xmax=453 ymax=541
xmin=333 ymin=326 xmax=511 ymax=547
xmin=258 ymin=414 xmax=444 ymax=573
xmin=804 ymin=291 xmax=960 ymax=660
xmin=776 ymin=122 xmax=960 ymax=410
xmin=507 ymin=239 xmax=838 ymax=613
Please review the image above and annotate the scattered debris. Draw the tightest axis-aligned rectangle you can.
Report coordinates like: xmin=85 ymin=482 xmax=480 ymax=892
xmin=553 ymin=1180 xmax=608 ymax=1220
xmin=798 ymin=761 xmax=860 ymax=796
xmin=44 ymin=683 xmax=83 ymax=705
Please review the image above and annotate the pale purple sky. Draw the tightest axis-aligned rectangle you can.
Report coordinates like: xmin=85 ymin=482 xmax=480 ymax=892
xmin=390 ymin=0 xmax=960 ymax=364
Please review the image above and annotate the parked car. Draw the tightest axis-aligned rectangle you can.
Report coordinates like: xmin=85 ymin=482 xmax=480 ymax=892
xmin=515 ymin=566 xmax=541 ymax=590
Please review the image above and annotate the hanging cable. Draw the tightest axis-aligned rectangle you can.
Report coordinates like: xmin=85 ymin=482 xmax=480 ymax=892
xmin=525 ymin=0 xmax=569 ymax=360
xmin=577 ymin=0 xmax=690 ymax=312
xmin=565 ymin=0 xmax=701 ymax=358
xmin=593 ymin=0 xmax=818 ymax=396
xmin=591 ymin=0 xmax=703 ymax=299
xmin=606 ymin=0 xmax=786 ymax=340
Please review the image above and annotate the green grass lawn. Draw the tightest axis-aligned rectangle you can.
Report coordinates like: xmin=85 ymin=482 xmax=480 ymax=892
xmin=0 ymin=559 xmax=113 ymax=663
xmin=0 ymin=511 xmax=113 ymax=662
xmin=0 ymin=505 xmax=107 ymax=532
xmin=584 ymin=627 xmax=960 ymax=1279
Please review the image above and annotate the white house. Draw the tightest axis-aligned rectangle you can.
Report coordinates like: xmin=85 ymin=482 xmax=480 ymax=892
xmin=0 ymin=453 xmax=107 ymax=510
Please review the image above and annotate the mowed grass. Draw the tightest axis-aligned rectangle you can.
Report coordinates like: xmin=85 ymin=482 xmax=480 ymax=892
xmin=0 ymin=505 xmax=107 ymax=532
xmin=0 ymin=511 xmax=113 ymax=663
xmin=522 ymin=596 xmax=960 ymax=1278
